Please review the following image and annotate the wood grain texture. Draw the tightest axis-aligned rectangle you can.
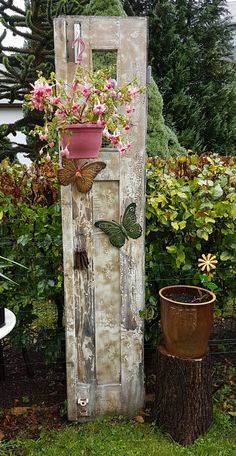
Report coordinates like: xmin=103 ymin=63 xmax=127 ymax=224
xmin=54 ymin=16 xmax=147 ymax=420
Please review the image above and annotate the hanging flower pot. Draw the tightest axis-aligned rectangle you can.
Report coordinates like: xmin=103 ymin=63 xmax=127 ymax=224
xmin=26 ymin=64 xmax=144 ymax=161
xmin=60 ymin=123 xmax=103 ymax=159
xmin=159 ymin=285 xmax=216 ymax=359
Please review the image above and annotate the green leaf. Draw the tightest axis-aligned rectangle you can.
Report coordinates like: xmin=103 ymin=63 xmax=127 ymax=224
xmin=166 ymin=245 xmax=177 ymax=254
xmin=176 ymin=249 xmax=185 ymax=268
xmin=212 ymin=183 xmax=223 ymax=199
xmin=205 ymin=217 xmax=215 ymax=224
xmin=182 ymin=263 xmax=192 ymax=271
xmin=220 ymin=251 xmax=233 ymax=261
xmin=17 ymin=234 xmax=32 ymax=246
xmin=171 ymin=221 xmax=179 ymax=231
xmin=179 ymin=221 xmax=186 ymax=230
xmin=176 ymin=191 xmax=188 ymax=199
xmin=231 ymin=206 xmax=236 ymax=217
xmin=196 ymin=229 xmax=209 ymax=240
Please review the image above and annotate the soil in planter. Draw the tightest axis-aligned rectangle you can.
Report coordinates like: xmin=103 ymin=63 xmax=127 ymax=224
xmin=167 ymin=291 xmax=210 ymax=304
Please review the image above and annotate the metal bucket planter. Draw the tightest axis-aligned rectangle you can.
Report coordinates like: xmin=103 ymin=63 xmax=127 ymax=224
xmin=61 ymin=123 xmax=103 ymax=159
xmin=159 ymin=285 xmax=216 ymax=359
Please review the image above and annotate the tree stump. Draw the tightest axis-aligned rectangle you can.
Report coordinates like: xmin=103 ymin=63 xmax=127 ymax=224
xmin=155 ymin=345 xmax=212 ymax=446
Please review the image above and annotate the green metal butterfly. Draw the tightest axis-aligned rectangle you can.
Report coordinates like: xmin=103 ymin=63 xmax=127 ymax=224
xmin=94 ymin=203 xmax=142 ymax=248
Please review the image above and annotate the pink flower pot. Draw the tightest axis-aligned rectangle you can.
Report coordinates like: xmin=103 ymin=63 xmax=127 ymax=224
xmin=61 ymin=123 xmax=103 ymax=159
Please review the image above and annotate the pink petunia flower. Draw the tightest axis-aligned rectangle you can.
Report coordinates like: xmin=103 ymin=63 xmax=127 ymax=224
xmin=60 ymin=146 xmax=70 ymax=158
xmin=50 ymin=96 xmax=61 ymax=105
xmin=30 ymin=80 xmax=53 ymax=111
xmin=79 ymin=83 xmax=92 ymax=97
xmin=128 ymin=86 xmax=139 ymax=97
xmin=72 ymin=103 xmax=79 ymax=113
xmin=109 ymin=132 xmax=121 ymax=145
xmin=126 ymin=105 xmax=135 ymax=115
xmin=55 ymin=109 xmax=66 ymax=120
xmin=93 ymin=103 xmax=107 ymax=116
xmin=39 ymin=133 xmax=48 ymax=141
xmin=104 ymin=78 xmax=115 ymax=90
xmin=117 ymin=141 xmax=131 ymax=155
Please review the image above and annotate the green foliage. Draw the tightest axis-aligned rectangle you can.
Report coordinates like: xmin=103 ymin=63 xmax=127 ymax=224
xmin=0 ymin=159 xmax=63 ymax=353
xmin=213 ymin=363 xmax=236 ymax=414
xmin=125 ymin=0 xmax=236 ymax=155
xmin=9 ymin=414 xmax=236 ymax=455
xmin=147 ymin=77 xmax=185 ymax=157
xmin=83 ymin=0 xmax=126 ymax=15
xmin=145 ymin=154 xmax=236 ymax=323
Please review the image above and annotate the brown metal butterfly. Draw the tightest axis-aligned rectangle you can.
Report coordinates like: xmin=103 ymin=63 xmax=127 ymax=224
xmin=57 ymin=158 xmax=106 ymax=193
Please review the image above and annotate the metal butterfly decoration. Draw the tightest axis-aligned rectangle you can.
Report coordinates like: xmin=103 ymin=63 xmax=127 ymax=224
xmin=57 ymin=158 xmax=106 ymax=193
xmin=94 ymin=203 xmax=142 ymax=249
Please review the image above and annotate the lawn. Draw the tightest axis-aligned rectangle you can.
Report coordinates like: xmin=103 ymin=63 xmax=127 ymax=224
xmin=2 ymin=412 xmax=236 ymax=456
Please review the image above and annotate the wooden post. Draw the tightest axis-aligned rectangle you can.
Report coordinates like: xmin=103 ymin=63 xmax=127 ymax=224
xmin=155 ymin=345 xmax=213 ymax=446
xmin=54 ymin=17 xmax=147 ymax=420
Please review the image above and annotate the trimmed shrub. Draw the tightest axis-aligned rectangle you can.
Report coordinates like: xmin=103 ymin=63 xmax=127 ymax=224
xmin=145 ymin=154 xmax=236 ymax=327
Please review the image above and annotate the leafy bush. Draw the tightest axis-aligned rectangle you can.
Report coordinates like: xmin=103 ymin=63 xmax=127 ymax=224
xmin=0 ymin=160 xmax=63 ymax=357
xmin=1 ymin=154 xmax=236 ymax=352
xmin=145 ymin=154 xmax=236 ymax=326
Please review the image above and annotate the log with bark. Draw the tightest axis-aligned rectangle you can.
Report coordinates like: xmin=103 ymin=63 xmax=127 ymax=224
xmin=155 ymin=345 xmax=212 ymax=445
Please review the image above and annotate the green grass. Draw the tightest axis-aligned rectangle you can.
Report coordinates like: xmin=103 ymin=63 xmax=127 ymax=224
xmin=3 ymin=412 xmax=236 ymax=456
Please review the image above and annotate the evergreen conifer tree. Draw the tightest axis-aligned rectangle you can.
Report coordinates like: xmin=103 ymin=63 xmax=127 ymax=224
xmin=83 ymin=0 xmax=125 ymax=15
xmin=125 ymin=0 xmax=236 ymax=154
xmin=147 ymin=77 xmax=185 ymax=157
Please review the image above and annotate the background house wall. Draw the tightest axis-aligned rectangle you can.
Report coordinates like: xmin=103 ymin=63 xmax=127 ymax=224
xmin=0 ymin=64 xmax=30 ymax=164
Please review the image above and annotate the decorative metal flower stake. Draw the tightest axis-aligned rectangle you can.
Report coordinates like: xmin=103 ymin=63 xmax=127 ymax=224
xmin=198 ymin=254 xmax=218 ymax=273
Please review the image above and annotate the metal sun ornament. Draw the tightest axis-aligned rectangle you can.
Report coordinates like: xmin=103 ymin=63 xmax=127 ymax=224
xmin=198 ymin=254 xmax=218 ymax=273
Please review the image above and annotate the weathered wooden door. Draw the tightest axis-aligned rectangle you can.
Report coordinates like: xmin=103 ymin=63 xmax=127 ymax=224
xmin=54 ymin=16 xmax=147 ymax=420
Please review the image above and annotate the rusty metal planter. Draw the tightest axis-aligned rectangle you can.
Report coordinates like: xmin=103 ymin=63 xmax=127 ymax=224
xmin=159 ymin=285 xmax=216 ymax=359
